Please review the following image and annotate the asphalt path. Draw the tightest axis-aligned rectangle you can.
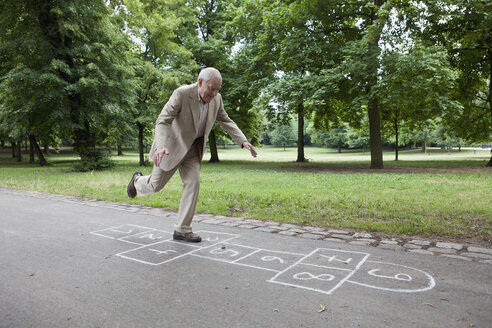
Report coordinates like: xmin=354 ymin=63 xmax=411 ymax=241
xmin=1 ymin=188 xmax=491 ymax=328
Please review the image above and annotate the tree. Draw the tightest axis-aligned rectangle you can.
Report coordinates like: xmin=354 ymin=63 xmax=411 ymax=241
xmin=271 ymin=122 xmax=296 ymax=150
xmin=235 ymin=0 xmax=341 ymax=162
xmin=0 ymin=0 xmax=136 ymax=167
xmin=375 ymin=45 xmax=462 ymax=160
xmin=110 ymin=0 xmax=197 ymax=165
xmin=308 ymin=125 xmax=349 ymax=153
xmin=414 ymin=0 xmax=492 ymax=165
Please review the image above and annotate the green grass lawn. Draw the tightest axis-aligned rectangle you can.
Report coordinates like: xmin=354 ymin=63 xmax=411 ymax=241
xmin=1 ymin=146 xmax=491 ymax=243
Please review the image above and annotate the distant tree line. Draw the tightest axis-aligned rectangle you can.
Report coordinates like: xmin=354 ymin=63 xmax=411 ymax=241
xmin=1 ymin=0 xmax=490 ymax=168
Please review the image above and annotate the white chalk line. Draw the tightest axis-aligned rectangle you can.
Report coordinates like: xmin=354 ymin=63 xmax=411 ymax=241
xmin=345 ymin=261 xmax=436 ymax=293
xmin=92 ymin=226 xmax=436 ymax=295
xmin=90 ymin=224 xmax=157 ymax=241
xmin=116 ymin=231 xmax=240 ymax=266
xmin=327 ymin=253 xmax=370 ymax=295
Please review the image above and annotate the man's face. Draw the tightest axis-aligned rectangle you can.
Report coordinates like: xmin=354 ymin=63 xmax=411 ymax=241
xmin=198 ymin=75 xmax=222 ymax=103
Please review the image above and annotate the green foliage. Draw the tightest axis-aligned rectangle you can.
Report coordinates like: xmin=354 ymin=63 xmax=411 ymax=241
xmin=414 ymin=0 xmax=491 ymax=144
xmin=0 ymin=0 xmax=136 ymax=158
xmin=271 ymin=122 xmax=296 ymax=149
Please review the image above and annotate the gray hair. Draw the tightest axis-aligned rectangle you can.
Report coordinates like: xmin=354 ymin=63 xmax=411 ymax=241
xmin=198 ymin=67 xmax=221 ymax=82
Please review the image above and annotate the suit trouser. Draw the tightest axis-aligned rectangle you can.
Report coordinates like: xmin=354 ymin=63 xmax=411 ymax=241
xmin=134 ymin=138 xmax=203 ymax=233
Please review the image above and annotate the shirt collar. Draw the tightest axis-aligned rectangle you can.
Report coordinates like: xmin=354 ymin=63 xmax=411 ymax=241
xmin=198 ymin=89 xmax=205 ymax=104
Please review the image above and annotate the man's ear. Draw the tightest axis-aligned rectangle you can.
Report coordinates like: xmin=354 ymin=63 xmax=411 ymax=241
xmin=197 ymin=78 xmax=203 ymax=87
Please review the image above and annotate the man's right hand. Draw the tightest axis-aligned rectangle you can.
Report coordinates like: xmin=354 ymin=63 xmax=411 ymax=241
xmin=153 ymin=146 xmax=170 ymax=167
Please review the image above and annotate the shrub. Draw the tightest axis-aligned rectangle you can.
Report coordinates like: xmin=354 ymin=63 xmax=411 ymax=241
xmin=73 ymin=149 xmax=114 ymax=172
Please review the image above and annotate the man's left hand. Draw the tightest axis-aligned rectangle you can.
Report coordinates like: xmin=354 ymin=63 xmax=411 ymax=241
xmin=242 ymin=141 xmax=257 ymax=158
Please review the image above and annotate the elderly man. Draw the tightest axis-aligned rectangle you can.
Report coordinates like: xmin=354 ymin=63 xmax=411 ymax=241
xmin=127 ymin=67 xmax=257 ymax=242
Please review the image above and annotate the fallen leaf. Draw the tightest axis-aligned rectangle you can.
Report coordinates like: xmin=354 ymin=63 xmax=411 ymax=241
xmin=424 ymin=303 xmax=434 ymax=308
xmin=29 ymin=273 xmax=35 ymax=277
xmin=440 ymin=298 xmax=449 ymax=302
xmin=340 ymin=305 xmax=349 ymax=308
xmin=318 ymin=304 xmax=326 ymax=313
xmin=67 ymin=316 xmax=71 ymax=320
xmin=273 ymin=309 xmax=280 ymax=312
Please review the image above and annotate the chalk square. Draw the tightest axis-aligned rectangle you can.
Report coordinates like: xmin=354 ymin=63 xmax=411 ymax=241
xmin=235 ymin=250 xmax=306 ymax=273
xmin=268 ymin=263 xmax=353 ymax=295
xmin=117 ymin=240 xmax=199 ymax=265
xmin=90 ymin=224 xmax=154 ymax=240
xmin=118 ymin=229 xmax=172 ymax=245
xmin=301 ymin=248 xmax=369 ymax=271
xmin=186 ymin=230 xmax=240 ymax=247
xmin=191 ymin=242 xmax=260 ymax=264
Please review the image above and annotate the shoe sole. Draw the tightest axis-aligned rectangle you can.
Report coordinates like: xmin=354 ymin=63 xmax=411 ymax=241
xmin=127 ymin=172 xmax=142 ymax=198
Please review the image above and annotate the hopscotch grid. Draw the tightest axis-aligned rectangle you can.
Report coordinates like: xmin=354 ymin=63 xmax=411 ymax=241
xmin=117 ymin=230 xmax=172 ymax=246
xmin=89 ymin=224 xmax=137 ymax=240
xmin=116 ymin=233 xmax=240 ymax=266
xmin=232 ymin=261 xmax=281 ymax=273
xmin=268 ymin=248 xmax=320 ymax=283
xmin=268 ymin=281 xmax=335 ymax=295
xmin=231 ymin=249 xmax=262 ymax=263
xmin=116 ymin=238 xmax=174 ymax=256
xmin=92 ymin=225 xmax=436 ymax=296
xmin=90 ymin=224 xmax=157 ymax=241
xmin=324 ymin=253 xmax=371 ymax=295
xmin=345 ymin=261 xmax=436 ymax=293
xmin=223 ymin=243 xmax=306 ymax=257
xmin=299 ymin=262 xmax=354 ymax=272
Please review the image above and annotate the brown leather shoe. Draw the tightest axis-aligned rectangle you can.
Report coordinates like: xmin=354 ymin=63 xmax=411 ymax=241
xmin=173 ymin=231 xmax=202 ymax=243
xmin=127 ymin=171 xmax=142 ymax=198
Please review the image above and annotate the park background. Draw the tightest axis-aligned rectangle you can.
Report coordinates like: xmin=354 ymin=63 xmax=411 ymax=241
xmin=0 ymin=0 xmax=491 ymax=245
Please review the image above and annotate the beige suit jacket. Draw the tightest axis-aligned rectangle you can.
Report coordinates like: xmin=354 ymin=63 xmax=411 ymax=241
xmin=149 ymin=83 xmax=247 ymax=171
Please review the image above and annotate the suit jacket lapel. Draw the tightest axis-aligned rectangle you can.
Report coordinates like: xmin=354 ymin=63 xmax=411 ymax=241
xmin=205 ymin=97 xmax=216 ymax=133
xmin=189 ymin=83 xmax=200 ymax=133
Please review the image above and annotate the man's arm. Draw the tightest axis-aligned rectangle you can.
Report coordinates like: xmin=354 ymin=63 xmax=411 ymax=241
xmin=215 ymin=95 xmax=257 ymax=158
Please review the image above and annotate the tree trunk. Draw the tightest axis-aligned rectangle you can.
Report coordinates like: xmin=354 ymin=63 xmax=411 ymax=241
xmin=29 ymin=138 xmax=35 ymax=164
xmin=368 ymin=97 xmax=383 ymax=168
xmin=296 ymin=102 xmax=305 ymax=162
xmin=394 ymin=114 xmax=399 ymax=161
xmin=1 ymin=140 xmax=4 ymax=148
xmin=12 ymin=142 xmax=16 ymax=158
xmin=486 ymin=153 xmax=492 ymax=167
xmin=338 ymin=139 xmax=342 ymax=153
xmin=44 ymin=144 xmax=49 ymax=154
xmin=16 ymin=141 xmax=22 ymax=162
xmin=29 ymin=135 xmax=47 ymax=166
xmin=208 ymin=129 xmax=220 ymax=163
xmin=138 ymin=122 xmax=145 ymax=166
xmin=117 ymin=144 xmax=123 ymax=156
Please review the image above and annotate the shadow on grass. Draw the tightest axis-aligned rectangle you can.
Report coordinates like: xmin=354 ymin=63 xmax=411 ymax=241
xmin=202 ymin=159 xmax=490 ymax=174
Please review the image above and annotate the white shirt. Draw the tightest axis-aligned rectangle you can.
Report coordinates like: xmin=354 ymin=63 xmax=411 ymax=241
xmin=196 ymin=92 xmax=209 ymax=138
